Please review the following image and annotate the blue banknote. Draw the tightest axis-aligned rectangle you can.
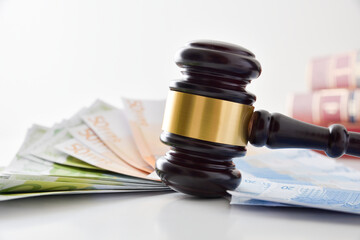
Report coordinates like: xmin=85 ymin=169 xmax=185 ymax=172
xmin=229 ymin=149 xmax=360 ymax=214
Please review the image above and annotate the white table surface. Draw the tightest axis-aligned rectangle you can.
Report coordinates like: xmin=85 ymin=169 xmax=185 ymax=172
xmin=1 ymin=157 xmax=359 ymax=240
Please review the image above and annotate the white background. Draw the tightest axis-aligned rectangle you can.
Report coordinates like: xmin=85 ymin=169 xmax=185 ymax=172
xmin=1 ymin=1 xmax=360 ymax=239
xmin=0 ymin=0 xmax=360 ymax=164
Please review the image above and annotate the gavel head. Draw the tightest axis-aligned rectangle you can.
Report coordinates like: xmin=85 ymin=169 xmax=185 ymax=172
xmin=155 ymin=40 xmax=262 ymax=197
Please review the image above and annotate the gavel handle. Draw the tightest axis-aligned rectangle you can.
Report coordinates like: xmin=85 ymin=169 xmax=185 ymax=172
xmin=248 ymin=110 xmax=360 ymax=158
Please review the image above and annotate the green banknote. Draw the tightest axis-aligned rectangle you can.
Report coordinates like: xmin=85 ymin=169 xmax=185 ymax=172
xmin=1 ymin=173 xmax=162 ymax=187
xmin=7 ymin=156 xmax=161 ymax=185
xmin=0 ymin=175 xmax=169 ymax=194
xmin=0 ymin=189 xmax=163 ymax=201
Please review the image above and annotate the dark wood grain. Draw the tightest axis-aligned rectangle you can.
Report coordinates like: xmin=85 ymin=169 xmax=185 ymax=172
xmin=249 ymin=110 xmax=360 ymax=158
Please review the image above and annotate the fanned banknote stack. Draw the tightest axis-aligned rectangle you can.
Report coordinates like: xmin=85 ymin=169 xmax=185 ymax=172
xmin=1 ymin=99 xmax=360 ymax=215
xmin=0 ymin=98 xmax=171 ymax=201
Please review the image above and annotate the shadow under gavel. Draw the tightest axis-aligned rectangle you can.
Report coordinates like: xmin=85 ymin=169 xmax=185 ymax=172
xmin=155 ymin=40 xmax=360 ymax=198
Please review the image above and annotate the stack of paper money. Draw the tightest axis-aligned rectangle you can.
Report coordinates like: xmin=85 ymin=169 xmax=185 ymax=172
xmin=0 ymin=99 xmax=171 ymax=201
xmin=229 ymin=149 xmax=360 ymax=214
xmin=1 ymin=98 xmax=360 ymax=215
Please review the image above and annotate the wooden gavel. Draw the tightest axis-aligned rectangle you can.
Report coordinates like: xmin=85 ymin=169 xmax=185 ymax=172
xmin=155 ymin=40 xmax=360 ymax=198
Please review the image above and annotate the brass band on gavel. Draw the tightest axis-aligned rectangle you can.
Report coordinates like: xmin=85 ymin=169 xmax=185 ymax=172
xmin=162 ymin=91 xmax=254 ymax=147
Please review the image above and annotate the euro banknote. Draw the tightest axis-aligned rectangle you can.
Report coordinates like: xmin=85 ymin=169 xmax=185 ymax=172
xmin=122 ymin=98 xmax=169 ymax=167
xmin=0 ymin=189 xmax=165 ymax=201
xmin=28 ymin=118 xmax=99 ymax=170
xmin=68 ymin=124 xmax=129 ymax=168
xmin=229 ymin=149 xmax=360 ymax=214
xmin=55 ymin=138 xmax=150 ymax=179
xmin=1 ymin=173 xmax=160 ymax=186
xmin=7 ymin=156 xmax=158 ymax=185
xmin=234 ymin=149 xmax=360 ymax=190
xmin=229 ymin=178 xmax=360 ymax=214
xmin=28 ymin=101 xmax=119 ymax=170
xmin=7 ymin=125 xmax=154 ymax=184
xmin=82 ymin=106 xmax=154 ymax=173
xmin=0 ymin=174 xmax=168 ymax=194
